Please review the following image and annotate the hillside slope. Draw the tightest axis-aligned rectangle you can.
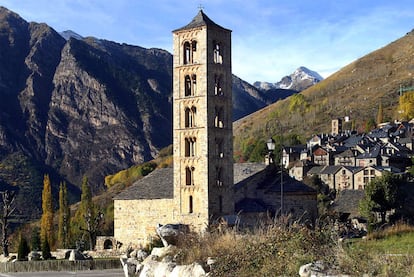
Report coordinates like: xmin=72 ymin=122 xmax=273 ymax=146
xmin=234 ymin=29 xmax=414 ymax=154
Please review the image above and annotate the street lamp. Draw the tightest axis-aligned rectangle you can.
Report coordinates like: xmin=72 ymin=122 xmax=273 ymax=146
xmin=266 ymin=138 xmax=275 ymax=164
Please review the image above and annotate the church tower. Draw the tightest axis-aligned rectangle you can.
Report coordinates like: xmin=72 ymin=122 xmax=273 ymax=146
xmin=172 ymin=10 xmax=234 ymax=231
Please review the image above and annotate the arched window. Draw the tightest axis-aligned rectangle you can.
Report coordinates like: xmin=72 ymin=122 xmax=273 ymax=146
xmin=213 ymin=41 xmax=222 ymax=64
xmin=192 ymin=74 xmax=197 ymax=95
xmin=214 ymin=107 xmax=224 ymax=128
xmin=184 ymin=107 xmax=196 ymax=128
xmin=216 ymin=167 xmax=223 ymax=186
xmin=215 ymin=138 xmax=224 ymax=158
xmin=214 ymin=75 xmax=223 ymax=95
xmin=189 ymin=195 xmax=193 ymax=213
xmin=185 ymin=75 xmax=191 ymax=96
xmin=184 ymin=42 xmax=191 ymax=64
xmin=219 ymin=195 xmax=223 ymax=213
xmin=185 ymin=137 xmax=196 ymax=157
xmin=186 ymin=166 xmax=195 ymax=186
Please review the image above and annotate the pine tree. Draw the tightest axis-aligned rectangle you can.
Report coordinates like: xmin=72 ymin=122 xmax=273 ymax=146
xmin=30 ymin=227 xmax=41 ymax=251
xmin=58 ymin=182 xmax=70 ymax=249
xmin=376 ymin=102 xmax=383 ymax=125
xmin=42 ymin=239 xmax=52 ymax=260
xmin=17 ymin=233 xmax=30 ymax=261
xmin=40 ymin=174 xmax=54 ymax=250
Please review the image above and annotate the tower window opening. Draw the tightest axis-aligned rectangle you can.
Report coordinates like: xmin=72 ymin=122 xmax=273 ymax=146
xmin=185 ymin=75 xmax=191 ymax=96
xmin=184 ymin=42 xmax=191 ymax=64
xmin=189 ymin=195 xmax=193 ymax=213
xmin=185 ymin=137 xmax=196 ymax=157
xmin=186 ymin=166 xmax=195 ymax=186
xmin=215 ymin=138 xmax=224 ymax=158
xmin=219 ymin=195 xmax=223 ymax=213
xmin=213 ymin=41 xmax=222 ymax=64
xmin=214 ymin=75 xmax=223 ymax=95
xmin=184 ymin=106 xmax=196 ymax=128
xmin=216 ymin=167 xmax=223 ymax=186
xmin=192 ymin=74 xmax=197 ymax=95
xmin=214 ymin=107 xmax=224 ymax=128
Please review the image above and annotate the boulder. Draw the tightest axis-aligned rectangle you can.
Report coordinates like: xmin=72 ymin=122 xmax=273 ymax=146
xmin=68 ymin=249 xmax=92 ymax=261
xmin=156 ymin=224 xmax=188 ymax=247
xmin=28 ymin=251 xmax=41 ymax=261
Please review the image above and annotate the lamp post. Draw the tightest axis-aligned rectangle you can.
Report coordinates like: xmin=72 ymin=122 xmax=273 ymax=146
xmin=266 ymin=138 xmax=275 ymax=165
xmin=266 ymin=136 xmax=284 ymax=216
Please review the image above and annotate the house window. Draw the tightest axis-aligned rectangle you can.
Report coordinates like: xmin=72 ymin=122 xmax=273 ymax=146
xmin=185 ymin=137 xmax=196 ymax=157
xmin=213 ymin=41 xmax=222 ymax=64
xmin=363 ymin=177 xmax=369 ymax=184
xmin=370 ymin=169 xmax=375 ymax=175
xmin=184 ymin=106 xmax=196 ymax=128
xmin=363 ymin=169 xmax=369 ymax=176
xmin=214 ymin=107 xmax=224 ymax=128
xmin=189 ymin=195 xmax=193 ymax=213
xmin=342 ymin=169 xmax=346 ymax=175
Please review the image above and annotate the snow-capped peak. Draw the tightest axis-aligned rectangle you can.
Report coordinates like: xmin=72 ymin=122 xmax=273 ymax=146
xmin=59 ymin=30 xmax=83 ymax=41
xmin=254 ymin=66 xmax=324 ymax=91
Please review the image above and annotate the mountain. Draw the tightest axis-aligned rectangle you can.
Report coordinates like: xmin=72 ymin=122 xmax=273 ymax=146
xmin=0 ymin=6 xmax=174 ymax=219
xmin=232 ymin=75 xmax=297 ymax=120
xmin=254 ymin=66 xmax=324 ymax=91
xmin=0 ymin=7 xmax=276 ymax=220
xmin=59 ymin=30 xmax=84 ymax=41
xmin=234 ymin=29 xmax=414 ymax=158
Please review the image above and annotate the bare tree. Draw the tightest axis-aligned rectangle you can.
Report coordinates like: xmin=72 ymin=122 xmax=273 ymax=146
xmin=0 ymin=190 xmax=16 ymax=257
xmin=80 ymin=209 xmax=104 ymax=250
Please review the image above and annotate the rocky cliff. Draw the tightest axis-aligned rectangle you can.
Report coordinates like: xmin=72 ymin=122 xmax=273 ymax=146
xmin=0 ymin=7 xmax=174 ymax=219
xmin=0 ymin=7 xmax=282 ymax=219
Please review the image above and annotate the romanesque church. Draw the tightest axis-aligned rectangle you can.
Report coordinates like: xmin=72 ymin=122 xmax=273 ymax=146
xmin=113 ymin=10 xmax=317 ymax=249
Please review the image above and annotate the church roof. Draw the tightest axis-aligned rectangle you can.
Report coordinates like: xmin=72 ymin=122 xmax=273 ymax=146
xmin=172 ymin=10 xmax=231 ymax=33
xmin=114 ymin=168 xmax=173 ymax=200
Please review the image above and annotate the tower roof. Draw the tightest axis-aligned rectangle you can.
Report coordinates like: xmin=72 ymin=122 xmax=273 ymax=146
xmin=173 ymin=10 xmax=231 ymax=33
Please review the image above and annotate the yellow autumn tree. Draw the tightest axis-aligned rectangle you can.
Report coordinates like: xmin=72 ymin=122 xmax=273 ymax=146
xmin=398 ymin=91 xmax=414 ymax=120
xmin=40 ymin=174 xmax=54 ymax=250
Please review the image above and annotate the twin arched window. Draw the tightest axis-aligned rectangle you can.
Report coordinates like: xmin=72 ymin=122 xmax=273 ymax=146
xmin=185 ymin=137 xmax=196 ymax=157
xmin=184 ymin=75 xmax=197 ymax=96
xmin=186 ymin=166 xmax=195 ymax=186
xmin=214 ymin=75 xmax=223 ymax=96
xmin=214 ymin=107 xmax=224 ymax=128
xmin=184 ymin=41 xmax=197 ymax=64
xmin=185 ymin=106 xmax=197 ymax=128
xmin=213 ymin=41 xmax=223 ymax=64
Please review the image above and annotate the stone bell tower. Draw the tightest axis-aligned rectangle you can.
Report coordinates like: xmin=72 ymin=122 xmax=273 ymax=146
xmin=172 ymin=10 xmax=234 ymax=231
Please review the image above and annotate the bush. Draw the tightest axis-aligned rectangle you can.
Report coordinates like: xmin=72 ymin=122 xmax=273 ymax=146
xmin=42 ymin=239 xmax=52 ymax=260
xmin=17 ymin=235 xmax=30 ymax=261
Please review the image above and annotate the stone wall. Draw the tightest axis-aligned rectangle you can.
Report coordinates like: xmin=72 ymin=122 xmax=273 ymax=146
xmin=114 ymin=198 xmax=176 ymax=249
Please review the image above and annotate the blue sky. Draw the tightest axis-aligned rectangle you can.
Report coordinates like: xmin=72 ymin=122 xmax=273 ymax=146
xmin=1 ymin=0 xmax=413 ymax=83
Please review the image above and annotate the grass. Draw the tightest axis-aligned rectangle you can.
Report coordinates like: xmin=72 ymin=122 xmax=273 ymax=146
xmin=161 ymin=221 xmax=414 ymax=277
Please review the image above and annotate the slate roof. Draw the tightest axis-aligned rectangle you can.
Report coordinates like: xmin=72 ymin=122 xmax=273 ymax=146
xmin=234 ymin=163 xmax=267 ymax=184
xmin=253 ymin=167 xmax=316 ymax=194
xmin=114 ymin=168 xmax=173 ymax=200
xmin=320 ymin=165 xmax=341 ymax=175
xmin=173 ymin=10 xmax=231 ymax=33
xmin=331 ymin=190 xmax=365 ymax=217
xmin=235 ymin=198 xmax=269 ymax=213
xmin=356 ymin=145 xmax=381 ymax=159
